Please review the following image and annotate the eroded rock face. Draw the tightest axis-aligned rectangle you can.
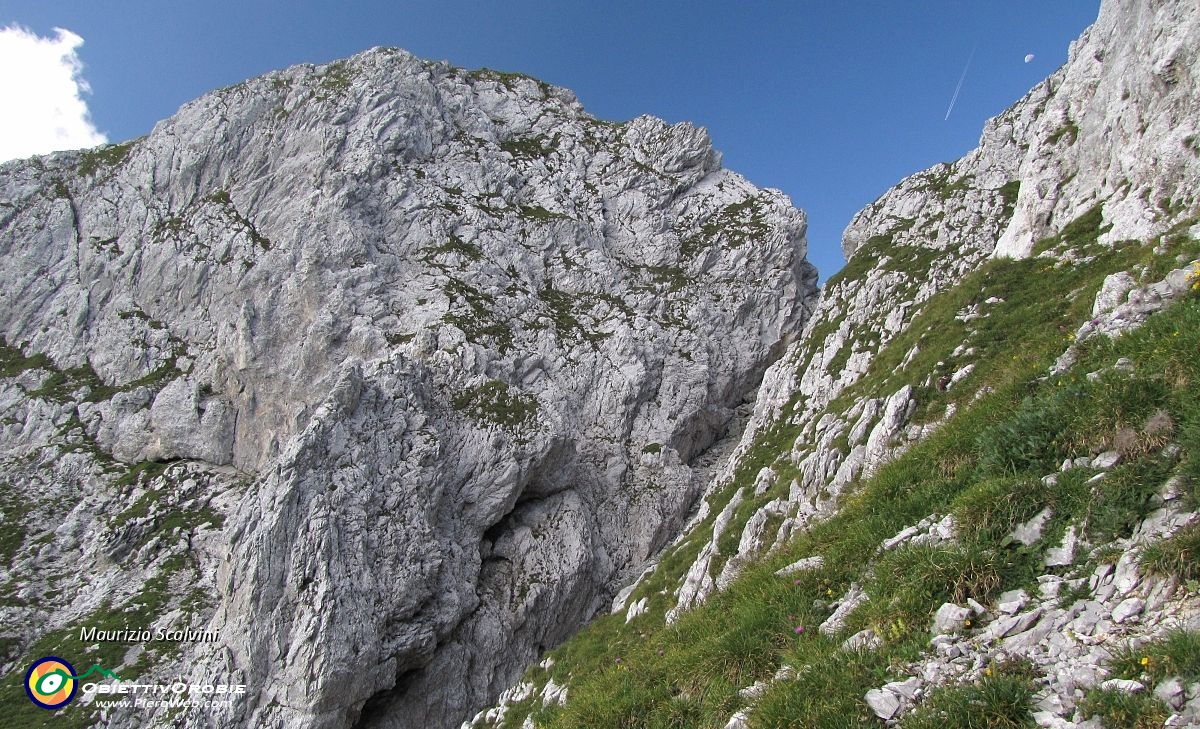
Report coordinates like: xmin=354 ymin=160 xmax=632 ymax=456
xmin=0 ymin=48 xmax=815 ymax=728
xmin=993 ymin=0 xmax=1200 ymax=258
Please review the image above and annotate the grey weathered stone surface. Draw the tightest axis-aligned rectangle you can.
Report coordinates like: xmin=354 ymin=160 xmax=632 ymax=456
xmin=819 ymin=583 xmax=868 ymax=636
xmin=842 ymin=629 xmax=882 ymax=652
xmin=864 ymin=688 xmax=901 ymax=720
xmin=0 ymin=47 xmax=816 ymax=729
xmin=992 ymin=0 xmax=1200 ymax=259
xmin=932 ymin=603 xmax=971 ymax=635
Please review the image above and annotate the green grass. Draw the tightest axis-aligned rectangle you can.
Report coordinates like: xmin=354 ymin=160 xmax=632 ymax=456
xmin=492 ymin=213 xmax=1200 ymax=728
xmin=318 ymin=60 xmax=355 ymax=92
xmin=50 ymin=178 xmax=70 ymax=200
xmin=918 ymin=167 xmax=975 ymax=201
xmin=1142 ymin=524 xmax=1200 ymax=580
xmin=441 ymin=277 xmax=515 ymax=353
xmin=152 ymin=213 xmax=188 ymax=239
xmin=824 ymin=228 xmax=941 ymax=294
xmin=903 ymin=668 xmax=1037 ymax=729
xmin=0 ymin=479 xmax=32 ymax=566
xmin=30 ymin=358 xmax=180 ymax=405
xmin=2 ymin=336 xmax=182 ymax=405
xmin=631 ymin=263 xmax=691 ymax=294
xmin=1108 ymin=630 xmax=1200 ymax=684
xmin=824 ymin=207 xmax=1187 ymax=429
xmin=538 ymin=283 xmax=613 ymax=346
xmin=999 ymin=180 xmax=1021 ymax=222
xmin=1031 ymin=203 xmax=1110 ymax=256
xmin=517 ymin=204 xmax=569 ymax=222
xmin=466 ymin=67 xmax=554 ymax=98
xmin=0 ymin=337 xmax=54 ymax=379
xmin=1078 ymin=688 xmax=1168 ymax=729
xmin=422 ymin=234 xmax=483 ymax=263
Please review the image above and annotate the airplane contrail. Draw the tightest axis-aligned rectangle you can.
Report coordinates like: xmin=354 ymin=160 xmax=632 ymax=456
xmin=944 ymin=45 xmax=978 ymax=121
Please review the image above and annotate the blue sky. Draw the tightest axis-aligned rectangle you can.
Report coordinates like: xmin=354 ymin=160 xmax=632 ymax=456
xmin=2 ymin=1 xmax=1100 ymax=279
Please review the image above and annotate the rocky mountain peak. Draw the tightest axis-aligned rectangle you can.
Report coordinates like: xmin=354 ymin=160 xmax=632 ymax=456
xmin=0 ymin=47 xmax=815 ymax=728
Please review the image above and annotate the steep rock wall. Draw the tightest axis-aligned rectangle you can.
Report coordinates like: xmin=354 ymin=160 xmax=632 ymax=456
xmin=0 ymin=49 xmax=816 ymax=728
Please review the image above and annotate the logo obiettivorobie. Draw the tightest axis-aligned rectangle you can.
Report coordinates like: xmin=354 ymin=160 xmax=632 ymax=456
xmin=24 ymin=658 xmax=120 ymax=710
xmin=25 ymin=656 xmax=78 ymax=710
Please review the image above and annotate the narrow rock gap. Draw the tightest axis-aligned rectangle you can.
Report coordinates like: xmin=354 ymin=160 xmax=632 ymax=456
xmin=350 ymin=666 xmax=424 ymax=729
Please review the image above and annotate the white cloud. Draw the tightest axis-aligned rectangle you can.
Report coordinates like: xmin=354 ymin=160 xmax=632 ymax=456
xmin=0 ymin=24 xmax=107 ymax=163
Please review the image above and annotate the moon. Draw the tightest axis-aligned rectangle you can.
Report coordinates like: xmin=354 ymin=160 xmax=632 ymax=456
xmin=1024 ymin=54 xmax=1035 ymax=63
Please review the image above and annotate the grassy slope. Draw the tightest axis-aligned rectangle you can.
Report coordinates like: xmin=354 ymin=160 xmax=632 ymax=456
xmin=485 ymin=211 xmax=1200 ymax=728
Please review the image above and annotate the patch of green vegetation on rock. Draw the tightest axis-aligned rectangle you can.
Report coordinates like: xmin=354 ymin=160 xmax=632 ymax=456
xmin=0 ymin=480 xmax=31 ymax=566
xmin=441 ymin=278 xmax=514 ymax=353
xmin=49 ymin=178 xmax=70 ymax=200
xmin=152 ymin=213 xmax=189 ymax=240
xmin=0 ymin=337 xmax=54 ymax=380
xmin=628 ymin=263 xmax=691 ymax=294
xmin=466 ymin=67 xmax=553 ymax=97
xmin=1032 ymin=202 xmax=1111 ymax=257
xmin=827 ymin=236 xmax=886 ymax=289
xmin=203 ymin=189 xmax=273 ymax=251
xmin=111 ymin=459 xmax=177 ymax=492
xmin=452 ymin=380 xmax=539 ymax=432
xmin=1047 ymin=119 xmax=1080 ymax=146
xmin=679 ymin=195 xmax=771 ymax=257
xmin=827 ymin=226 xmax=940 ymax=294
xmin=77 ymin=141 xmax=134 ymax=178
xmin=999 ymin=179 xmax=1021 ymax=222
xmin=5 ymin=328 xmax=185 ymax=406
xmin=422 ymin=234 xmax=482 ymax=263
xmin=318 ymin=60 xmax=355 ymax=93
xmin=790 ymin=309 xmax=848 ymax=379
xmin=500 ymin=133 xmax=559 ymax=161
xmin=104 ymin=462 xmax=219 ymax=549
xmin=538 ymin=283 xmax=612 ymax=346
xmin=517 ymin=204 xmax=568 ymax=222
xmin=918 ymin=167 xmax=975 ymax=201
xmin=385 ymin=332 xmax=417 ymax=346
xmin=825 ymin=340 xmax=853 ymax=378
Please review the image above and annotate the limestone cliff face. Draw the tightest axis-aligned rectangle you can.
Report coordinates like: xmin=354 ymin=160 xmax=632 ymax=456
xmin=658 ymin=0 xmax=1200 ymax=627
xmin=993 ymin=0 xmax=1200 ymax=258
xmin=0 ymin=49 xmax=815 ymax=728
